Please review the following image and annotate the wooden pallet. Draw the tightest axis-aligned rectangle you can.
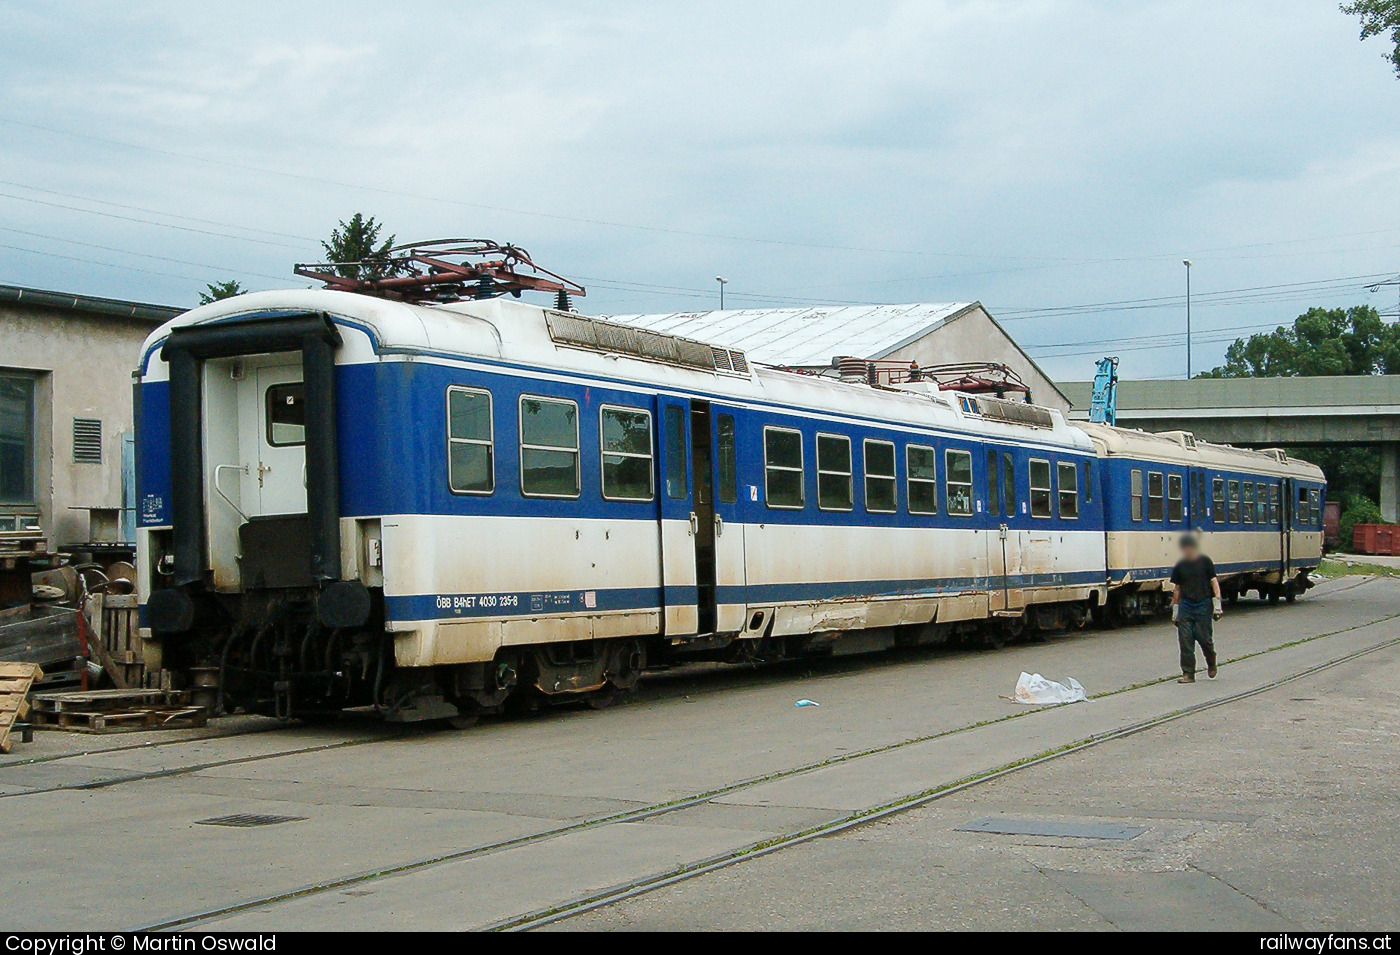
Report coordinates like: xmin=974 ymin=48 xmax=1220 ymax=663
xmin=0 ymin=662 xmax=43 ymax=754
xmin=28 ymin=687 xmax=205 ymax=733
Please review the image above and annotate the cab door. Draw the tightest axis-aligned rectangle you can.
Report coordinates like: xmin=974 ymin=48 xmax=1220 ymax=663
xmin=237 ymin=363 xmax=307 ymax=517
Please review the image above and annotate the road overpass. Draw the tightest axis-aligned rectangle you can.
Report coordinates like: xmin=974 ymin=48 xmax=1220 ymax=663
xmin=1059 ymin=375 xmax=1400 ymax=521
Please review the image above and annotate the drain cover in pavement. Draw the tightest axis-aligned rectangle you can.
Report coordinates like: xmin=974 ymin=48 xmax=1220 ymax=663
xmin=956 ymin=817 xmax=1147 ymax=840
xmin=195 ymin=813 xmax=307 ymax=828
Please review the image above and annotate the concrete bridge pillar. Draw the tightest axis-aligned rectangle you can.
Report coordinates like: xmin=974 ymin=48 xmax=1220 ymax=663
xmin=1383 ymin=443 xmax=1400 ymax=525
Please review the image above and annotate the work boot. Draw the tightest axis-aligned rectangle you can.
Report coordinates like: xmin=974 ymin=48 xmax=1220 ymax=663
xmin=1177 ymin=673 xmax=1195 ymax=684
xmin=1205 ymin=651 xmax=1218 ymax=679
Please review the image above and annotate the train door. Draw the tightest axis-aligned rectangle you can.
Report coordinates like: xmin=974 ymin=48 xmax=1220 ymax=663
xmin=236 ymin=363 xmax=307 ymax=517
xmin=1280 ymin=477 xmax=1293 ymax=578
xmin=986 ymin=446 xmax=1023 ymax=612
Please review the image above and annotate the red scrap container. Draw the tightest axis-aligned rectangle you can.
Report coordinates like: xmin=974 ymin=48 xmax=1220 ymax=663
xmin=1353 ymin=523 xmax=1400 ymax=556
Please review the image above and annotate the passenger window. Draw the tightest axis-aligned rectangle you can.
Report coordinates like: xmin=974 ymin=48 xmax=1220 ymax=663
xmin=716 ymin=414 xmax=737 ymax=505
xmin=1029 ymin=459 xmax=1052 ymax=518
xmin=664 ymin=405 xmax=687 ymax=500
xmin=864 ymin=439 xmax=897 ymax=514
xmin=986 ymin=448 xmax=1001 ymax=516
xmin=1131 ymin=469 xmax=1144 ymax=522
xmin=265 ymin=383 xmax=305 ymax=447
xmin=599 ymin=406 xmax=653 ymax=501
xmin=1242 ymin=482 xmax=1255 ymax=524
xmin=1297 ymin=486 xmax=1310 ymax=525
xmin=1212 ymin=478 xmax=1225 ymax=523
xmin=816 ymin=434 xmax=853 ymax=511
xmin=1057 ymin=461 xmax=1078 ymax=519
xmin=1083 ymin=461 xmax=1093 ymax=504
xmin=1228 ymin=480 xmax=1240 ymax=523
xmin=1168 ymin=473 xmax=1183 ymax=523
xmin=945 ymin=449 xmax=974 ymax=516
xmin=1003 ymin=452 xmax=1016 ymax=515
xmin=764 ymin=427 xmax=804 ymax=509
xmin=519 ymin=396 xmax=580 ymax=498
xmin=1268 ymin=484 xmax=1280 ymax=524
xmin=447 ymin=387 xmax=493 ymax=494
xmin=907 ymin=445 xmax=937 ymax=514
xmin=1309 ymin=489 xmax=1320 ymax=524
xmin=1257 ymin=483 xmax=1267 ymax=523
xmin=1147 ymin=471 xmax=1164 ymax=522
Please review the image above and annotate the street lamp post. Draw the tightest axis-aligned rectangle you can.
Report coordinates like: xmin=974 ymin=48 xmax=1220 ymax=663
xmin=716 ymin=276 xmax=728 ymax=310
xmin=1183 ymin=259 xmax=1193 ymax=379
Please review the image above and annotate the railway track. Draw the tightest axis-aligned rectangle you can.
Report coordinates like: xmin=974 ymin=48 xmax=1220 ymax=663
xmin=127 ymin=588 xmax=1399 ymax=933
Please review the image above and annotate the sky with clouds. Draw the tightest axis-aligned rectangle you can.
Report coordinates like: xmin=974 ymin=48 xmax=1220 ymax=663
xmin=2 ymin=0 xmax=1398 ymax=381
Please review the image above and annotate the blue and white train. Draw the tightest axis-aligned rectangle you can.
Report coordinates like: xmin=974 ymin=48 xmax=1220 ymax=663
xmin=134 ymin=290 xmax=1326 ymax=720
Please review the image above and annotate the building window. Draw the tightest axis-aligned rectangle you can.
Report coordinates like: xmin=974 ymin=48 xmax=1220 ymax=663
xmin=716 ymin=414 xmax=737 ymax=505
xmin=945 ymin=449 xmax=974 ymax=516
xmin=1228 ymin=480 xmax=1240 ymax=523
xmin=447 ymin=387 xmax=493 ymax=494
xmin=1268 ymin=483 xmax=1280 ymax=524
xmin=1131 ymin=468 xmax=1144 ymax=522
xmin=1213 ymin=477 xmax=1225 ymax=523
xmin=1242 ymin=482 xmax=1255 ymax=524
xmin=519 ymin=396 xmax=580 ymax=498
xmin=0 ymin=375 xmax=35 ymax=503
xmin=864 ymin=439 xmax=897 ymax=513
xmin=1148 ymin=471 xmax=1164 ymax=522
xmin=265 ymin=384 xmax=305 ymax=447
xmin=1168 ymin=473 xmax=1183 ymax=523
xmin=1029 ymin=458 xmax=1052 ymax=518
xmin=764 ymin=427 xmax=804 ymax=509
xmin=664 ymin=405 xmax=687 ymax=500
xmin=600 ymin=406 xmax=653 ymax=501
xmin=817 ymin=434 xmax=853 ymax=511
xmin=906 ymin=445 xmax=938 ymax=515
xmin=1003 ymin=451 xmax=1016 ymax=516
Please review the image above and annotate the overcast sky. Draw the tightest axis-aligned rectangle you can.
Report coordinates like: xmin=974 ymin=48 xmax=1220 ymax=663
xmin=2 ymin=1 xmax=1398 ymax=380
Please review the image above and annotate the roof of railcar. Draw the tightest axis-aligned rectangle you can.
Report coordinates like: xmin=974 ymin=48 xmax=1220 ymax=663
xmin=1076 ymin=421 xmax=1325 ymax=481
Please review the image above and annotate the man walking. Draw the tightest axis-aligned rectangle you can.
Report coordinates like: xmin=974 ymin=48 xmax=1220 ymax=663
xmin=1170 ymin=534 xmax=1223 ymax=683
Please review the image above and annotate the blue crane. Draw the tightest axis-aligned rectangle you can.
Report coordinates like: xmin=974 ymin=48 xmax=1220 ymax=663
xmin=1088 ymin=356 xmax=1119 ymax=426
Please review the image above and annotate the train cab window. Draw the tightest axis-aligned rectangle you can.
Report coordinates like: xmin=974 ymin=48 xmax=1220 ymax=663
xmin=599 ymin=406 xmax=654 ymax=502
xmin=1309 ymin=489 xmax=1320 ymax=525
xmin=1268 ymin=484 xmax=1280 ymax=524
xmin=519 ymin=396 xmax=580 ymax=498
xmin=1242 ymin=482 xmax=1254 ymax=524
xmin=764 ymin=427 xmax=805 ymax=509
xmin=1131 ymin=469 xmax=1144 ymax=521
xmin=446 ymin=387 xmax=494 ymax=494
xmin=1212 ymin=477 xmax=1225 ymax=523
xmin=1167 ymin=473 xmax=1183 ymax=523
xmin=986 ymin=448 xmax=1000 ymax=516
xmin=817 ymin=434 xmax=853 ymax=511
xmin=266 ymin=383 xmax=305 ymax=446
xmin=716 ymin=414 xmax=738 ymax=505
xmin=1297 ymin=486 xmax=1311 ymax=525
xmin=664 ymin=405 xmax=687 ymax=500
xmin=1003 ymin=452 xmax=1017 ymax=516
xmin=906 ymin=445 xmax=938 ymax=515
xmin=945 ymin=449 xmax=974 ymax=516
xmin=1057 ymin=462 xmax=1078 ymax=519
xmin=1227 ymin=480 xmax=1240 ymax=523
xmin=1083 ymin=461 xmax=1093 ymax=504
xmin=864 ymin=439 xmax=897 ymax=513
xmin=1147 ymin=472 xmax=1164 ymax=522
xmin=1029 ymin=459 xmax=1052 ymax=518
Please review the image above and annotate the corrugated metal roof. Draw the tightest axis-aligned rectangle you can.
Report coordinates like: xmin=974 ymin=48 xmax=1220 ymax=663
xmin=598 ymin=302 xmax=976 ymax=367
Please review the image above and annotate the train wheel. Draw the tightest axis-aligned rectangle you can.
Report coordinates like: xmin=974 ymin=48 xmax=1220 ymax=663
xmin=586 ymin=687 xmax=624 ymax=710
xmin=448 ymin=713 xmax=480 ymax=730
xmin=1267 ymin=591 xmax=1280 ymax=606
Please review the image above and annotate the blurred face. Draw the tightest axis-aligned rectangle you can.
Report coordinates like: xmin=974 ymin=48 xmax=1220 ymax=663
xmin=1180 ymin=541 xmax=1199 ymax=560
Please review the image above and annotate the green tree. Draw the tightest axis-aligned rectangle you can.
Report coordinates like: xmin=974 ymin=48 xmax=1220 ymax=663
xmin=1200 ymin=305 xmax=1400 ymax=378
xmin=198 ymin=279 xmax=244 ymax=304
xmin=1343 ymin=0 xmax=1400 ymax=77
xmin=321 ymin=213 xmax=399 ymax=280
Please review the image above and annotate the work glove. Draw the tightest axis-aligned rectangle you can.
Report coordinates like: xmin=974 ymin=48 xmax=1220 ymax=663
xmin=1212 ymin=597 xmax=1223 ymax=620
xmin=1170 ymin=604 xmax=1179 ymax=623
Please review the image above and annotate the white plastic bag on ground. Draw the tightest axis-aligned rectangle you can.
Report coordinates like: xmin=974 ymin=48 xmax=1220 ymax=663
xmin=1013 ymin=672 xmax=1087 ymax=705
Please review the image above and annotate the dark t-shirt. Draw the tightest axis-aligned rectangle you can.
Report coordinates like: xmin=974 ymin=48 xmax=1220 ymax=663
xmin=1171 ymin=555 xmax=1217 ymax=603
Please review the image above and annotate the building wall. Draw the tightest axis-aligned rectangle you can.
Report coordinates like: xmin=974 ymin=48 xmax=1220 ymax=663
xmin=0 ymin=303 xmax=153 ymax=545
xmin=881 ymin=307 xmax=1071 ymax=413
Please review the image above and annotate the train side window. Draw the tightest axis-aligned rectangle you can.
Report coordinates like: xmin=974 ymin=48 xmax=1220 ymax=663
xmin=1083 ymin=461 xmax=1093 ymax=504
xmin=1297 ymin=486 xmax=1310 ymax=525
xmin=1309 ymin=489 xmax=1320 ymax=524
xmin=906 ymin=445 xmax=938 ymax=514
xmin=945 ymin=449 xmax=974 ymax=516
xmin=1242 ymin=482 xmax=1255 ymax=524
xmin=1268 ymin=483 xmax=1280 ymax=524
xmin=1029 ymin=458 xmax=1052 ymax=518
xmin=986 ymin=448 xmax=1000 ymax=516
xmin=446 ymin=387 xmax=494 ymax=495
xmin=817 ymin=434 xmax=853 ymax=511
xmin=599 ymin=406 xmax=654 ymax=502
xmin=1212 ymin=477 xmax=1225 ymax=523
xmin=1057 ymin=461 xmax=1078 ymax=519
xmin=1256 ymin=482 xmax=1267 ymax=523
xmin=1131 ymin=469 xmax=1144 ymax=521
xmin=764 ymin=427 xmax=805 ymax=509
xmin=864 ymin=439 xmax=897 ymax=513
xmin=1003 ymin=451 xmax=1016 ymax=516
xmin=1147 ymin=471 xmax=1164 ymax=521
xmin=519 ymin=396 xmax=580 ymax=498
xmin=1167 ymin=473 xmax=1183 ymax=522
xmin=664 ymin=405 xmax=687 ymax=500
xmin=716 ymin=414 xmax=737 ymax=505
xmin=1227 ymin=480 xmax=1240 ymax=523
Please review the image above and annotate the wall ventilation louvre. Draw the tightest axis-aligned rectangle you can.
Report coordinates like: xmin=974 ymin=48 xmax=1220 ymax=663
xmin=545 ymin=311 xmax=750 ymax=377
xmin=73 ymin=417 xmax=102 ymax=463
